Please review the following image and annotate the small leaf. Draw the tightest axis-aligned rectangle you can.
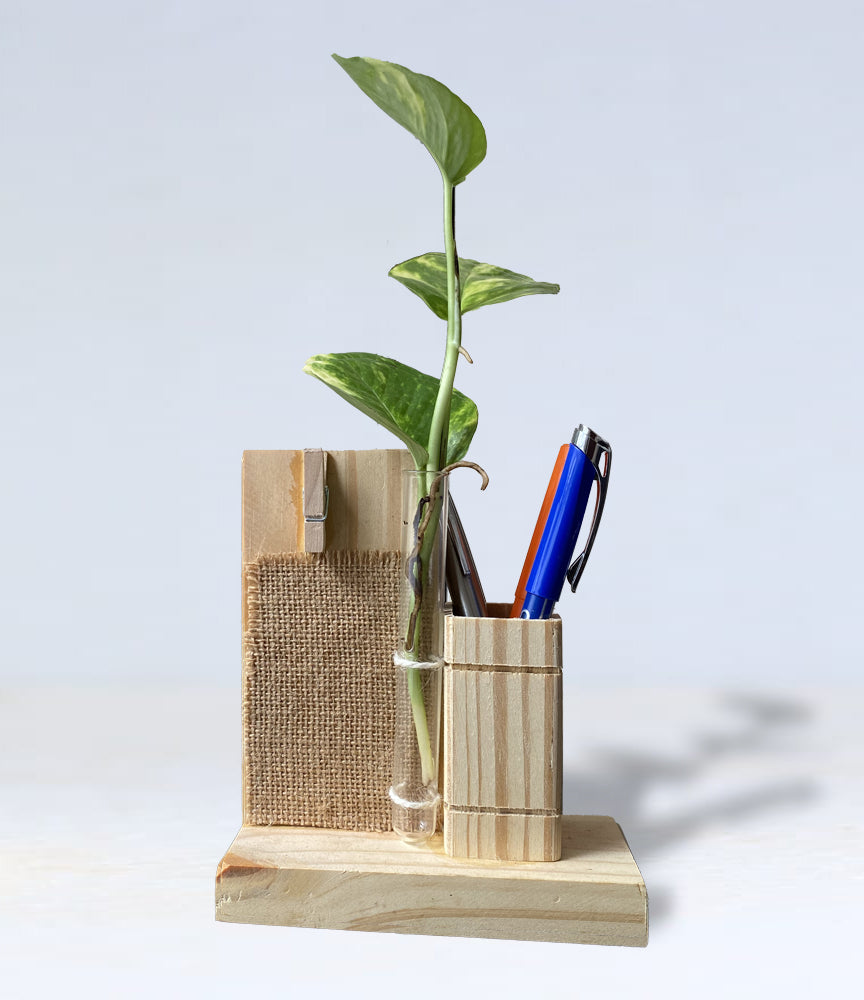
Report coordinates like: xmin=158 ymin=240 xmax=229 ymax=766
xmin=389 ymin=253 xmax=560 ymax=318
xmin=303 ymin=352 xmax=478 ymax=468
xmin=388 ymin=253 xmax=450 ymax=320
xmin=460 ymin=259 xmax=561 ymax=313
xmin=332 ymin=54 xmax=486 ymax=186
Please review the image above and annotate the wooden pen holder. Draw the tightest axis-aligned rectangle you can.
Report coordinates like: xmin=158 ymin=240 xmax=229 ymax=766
xmin=443 ymin=604 xmax=563 ymax=862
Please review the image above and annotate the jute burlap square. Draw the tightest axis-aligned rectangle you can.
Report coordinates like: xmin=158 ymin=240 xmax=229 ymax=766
xmin=242 ymin=550 xmax=400 ymax=830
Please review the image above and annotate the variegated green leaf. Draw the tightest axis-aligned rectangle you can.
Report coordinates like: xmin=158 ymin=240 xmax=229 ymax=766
xmin=332 ymin=55 xmax=486 ymax=186
xmin=303 ymin=352 xmax=478 ymax=468
xmin=388 ymin=253 xmax=451 ymax=320
xmin=389 ymin=253 xmax=560 ymax=319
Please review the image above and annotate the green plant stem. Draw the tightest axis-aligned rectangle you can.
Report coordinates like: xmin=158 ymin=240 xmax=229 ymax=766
xmin=426 ymin=176 xmax=461 ymax=473
xmin=407 ymin=667 xmax=435 ymax=784
xmin=403 ymin=174 xmax=461 ymax=792
xmin=403 ymin=486 xmax=444 ymax=786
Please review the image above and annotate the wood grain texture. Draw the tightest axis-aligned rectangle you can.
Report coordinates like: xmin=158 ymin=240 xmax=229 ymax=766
xmin=241 ymin=449 xmax=412 ymax=560
xmin=443 ymin=809 xmax=561 ymax=864
xmin=242 ymin=450 xmax=305 ymax=559
xmin=444 ymin=609 xmax=563 ymax=861
xmin=445 ymin=603 xmax=563 ymax=667
xmin=215 ymin=816 xmax=648 ymax=947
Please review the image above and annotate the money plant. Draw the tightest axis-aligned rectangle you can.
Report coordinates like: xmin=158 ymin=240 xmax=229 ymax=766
xmin=304 ymin=55 xmax=559 ymax=792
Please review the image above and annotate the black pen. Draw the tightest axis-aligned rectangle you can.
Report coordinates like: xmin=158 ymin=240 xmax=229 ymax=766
xmin=446 ymin=498 xmax=488 ymax=618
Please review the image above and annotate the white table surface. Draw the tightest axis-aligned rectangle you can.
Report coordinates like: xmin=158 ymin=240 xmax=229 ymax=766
xmin=2 ymin=684 xmax=861 ymax=999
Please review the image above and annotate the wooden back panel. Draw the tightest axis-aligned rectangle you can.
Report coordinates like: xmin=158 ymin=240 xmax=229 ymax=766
xmin=240 ymin=448 xmax=413 ymax=830
xmin=242 ymin=449 xmax=412 ymax=559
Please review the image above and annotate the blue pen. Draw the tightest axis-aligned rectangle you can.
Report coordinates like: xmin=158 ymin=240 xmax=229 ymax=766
xmin=516 ymin=425 xmax=612 ymax=620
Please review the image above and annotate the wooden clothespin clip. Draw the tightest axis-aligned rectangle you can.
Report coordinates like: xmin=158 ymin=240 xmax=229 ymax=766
xmin=302 ymin=449 xmax=328 ymax=553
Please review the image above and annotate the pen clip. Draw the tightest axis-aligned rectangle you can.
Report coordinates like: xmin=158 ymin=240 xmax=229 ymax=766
xmin=566 ymin=436 xmax=611 ymax=593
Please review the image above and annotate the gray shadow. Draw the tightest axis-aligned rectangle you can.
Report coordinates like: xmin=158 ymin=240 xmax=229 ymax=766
xmin=562 ymin=692 xmax=820 ymax=925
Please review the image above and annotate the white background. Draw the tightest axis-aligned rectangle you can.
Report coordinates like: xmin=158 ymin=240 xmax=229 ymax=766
xmin=1 ymin=1 xmax=862 ymax=996
xmin=3 ymin=0 xmax=862 ymax=687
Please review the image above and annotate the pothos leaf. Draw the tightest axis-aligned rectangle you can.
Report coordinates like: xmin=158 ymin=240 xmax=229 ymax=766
xmin=332 ymin=54 xmax=487 ymax=186
xmin=303 ymin=352 xmax=478 ymax=468
xmin=389 ymin=252 xmax=560 ymax=319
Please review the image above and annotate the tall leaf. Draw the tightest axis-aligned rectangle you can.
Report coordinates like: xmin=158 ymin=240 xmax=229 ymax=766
xmin=389 ymin=253 xmax=560 ymax=319
xmin=303 ymin=352 xmax=478 ymax=468
xmin=332 ymin=55 xmax=486 ymax=186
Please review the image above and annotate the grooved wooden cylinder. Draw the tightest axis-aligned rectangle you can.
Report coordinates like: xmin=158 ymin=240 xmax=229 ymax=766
xmin=443 ymin=604 xmax=563 ymax=861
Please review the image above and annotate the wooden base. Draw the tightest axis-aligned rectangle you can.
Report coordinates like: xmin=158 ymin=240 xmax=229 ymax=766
xmin=215 ymin=815 xmax=647 ymax=947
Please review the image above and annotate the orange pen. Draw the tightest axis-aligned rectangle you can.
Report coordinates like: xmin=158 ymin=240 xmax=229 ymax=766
xmin=510 ymin=444 xmax=569 ymax=617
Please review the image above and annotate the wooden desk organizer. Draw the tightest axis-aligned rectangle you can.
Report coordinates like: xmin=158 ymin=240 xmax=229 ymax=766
xmin=444 ymin=605 xmax=563 ymax=862
xmin=217 ymin=448 xmax=648 ymax=946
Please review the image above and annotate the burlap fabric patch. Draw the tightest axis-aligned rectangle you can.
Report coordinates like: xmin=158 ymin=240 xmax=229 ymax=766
xmin=243 ymin=550 xmax=401 ymax=830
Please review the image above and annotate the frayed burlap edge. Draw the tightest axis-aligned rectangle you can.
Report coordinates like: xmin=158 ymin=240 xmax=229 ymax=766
xmin=242 ymin=550 xmax=401 ymax=830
